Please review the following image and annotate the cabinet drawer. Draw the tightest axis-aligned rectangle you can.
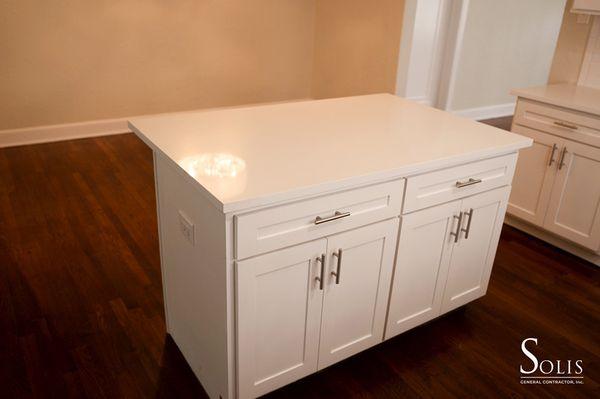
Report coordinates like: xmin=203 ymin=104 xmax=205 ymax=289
xmin=514 ymin=98 xmax=600 ymax=148
xmin=403 ymin=154 xmax=516 ymax=213
xmin=235 ymin=180 xmax=404 ymax=259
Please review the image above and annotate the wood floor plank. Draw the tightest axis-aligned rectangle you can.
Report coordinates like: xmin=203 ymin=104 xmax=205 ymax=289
xmin=0 ymin=130 xmax=598 ymax=398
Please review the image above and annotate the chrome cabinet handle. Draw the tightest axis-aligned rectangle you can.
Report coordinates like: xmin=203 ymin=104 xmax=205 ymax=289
xmin=558 ymin=147 xmax=568 ymax=170
xmin=315 ymin=211 xmax=351 ymax=225
xmin=455 ymin=178 xmax=482 ymax=188
xmin=554 ymin=120 xmax=578 ymax=130
xmin=450 ymin=212 xmax=463 ymax=243
xmin=331 ymin=249 xmax=342 ymax=284
xmin=461 ymin=208 xmax=474 ymax=239
xmin=548 ymin=143 xmax=558 ymax=167
xmin=315 ymin=254 xmax=325 ymax=290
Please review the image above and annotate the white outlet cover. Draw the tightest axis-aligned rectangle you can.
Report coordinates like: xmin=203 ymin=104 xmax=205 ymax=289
xmin=178 ymin=211 xmax=195 ymax=246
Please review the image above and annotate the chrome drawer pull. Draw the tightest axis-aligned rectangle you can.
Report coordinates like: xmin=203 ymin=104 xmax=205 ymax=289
xmin=554 ymin=120 xmax=578 ymax=130
xmin=461 ymin=208 xmax=474 ymax=239
xmin=314 ymin=211 xmax=351 ymax=225
xmin=331 ymin=249 xmax=342 ymax=284
xmin=558 ymin=147 xmax=568 ymax=171
xmin=455 ymin=178 xmax=482 ymax=188
xmin=548 ymin=143 xmax=558 ymax=167
xmin=315 ymin=254 xmax=325 ymax=290
xmin=450 ymin=212 xmax=463 ymax=243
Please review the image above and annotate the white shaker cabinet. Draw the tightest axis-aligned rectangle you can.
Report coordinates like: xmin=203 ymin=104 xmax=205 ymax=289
xmin=385 ymin=201 xmax=459 ymax=337
xmin=441 ymin=186 xmax=510 ymax=312
xmin=129 ymin=94 xmax=531 ymax=398
xmin=237 ymin=219 xmax=398 ymax=397
xmin=543 ymin=139 xmax=600 ymax=250
xmin=509 ymin=124 xmax=600 ymax=251
xmin=507 ymin=125 xmax=558 ymax=225
xmin=509 ymin=86 xmax=600 ymax=263
xmin=236 ymin=239 xmax=326 ymax=399
xmin=318 ymin=219 xmax=398 ymax=369
xmin=387 ymin=186 xmax=510 ymax=338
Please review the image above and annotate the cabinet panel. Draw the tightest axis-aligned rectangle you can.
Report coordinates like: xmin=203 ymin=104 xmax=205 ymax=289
xmin=318 ymin=219 xmax=398 ymax=369
xmin=386 ymin=200 xmax=460 ymax=339
xmin=442 ymin=186 xmax=510 ymax=313
xmin=544 ymin=141 xmax=600 ymax=251
xmin=236 ymin=239 xmax=326 ymax=398
xmin=235 ymin=179 xmax=404 ymax=259
xmin=404 ymin=154 xmax=516 ymax=213
xmin=508 ymin=125 xmax=559 ymax=226
xmin=514 ymin=98 xmax=600 ymax=148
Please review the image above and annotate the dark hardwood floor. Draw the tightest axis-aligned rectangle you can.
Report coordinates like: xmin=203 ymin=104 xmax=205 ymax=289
xmin=1 ymin=121 xmax=598 ymax=398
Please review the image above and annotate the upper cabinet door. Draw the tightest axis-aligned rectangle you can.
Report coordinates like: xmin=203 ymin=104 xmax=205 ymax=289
xmin=543 ymin=140 xmax=600 ymax=251
xmin=236 ymin=239 xmax=327 ymax=399
xmin=508 ymin=125 xmax=560 ymax=226
xmin=318 ymin=218 xmax=398 ymax=369
xmin=386 ymin=200 xmax=461 ymax=339
xmin=442 ymin=186 xmax=510 ymax=313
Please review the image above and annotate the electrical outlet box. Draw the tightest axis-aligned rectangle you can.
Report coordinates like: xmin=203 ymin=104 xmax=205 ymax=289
xmin=178 ymin=211 xmax=195 ymax=246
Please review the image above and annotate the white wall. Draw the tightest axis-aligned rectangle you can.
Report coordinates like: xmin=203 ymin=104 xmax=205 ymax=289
xmin=397 ymin=0 xmax=566 ymax=119
xmin=447 ymin=0 xmax=565 ymax=116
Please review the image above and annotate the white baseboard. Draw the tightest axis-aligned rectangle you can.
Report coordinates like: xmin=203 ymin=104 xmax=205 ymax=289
xmin=0 ymin=117 xmax=131 ymax=148
xmin=0 ymin=98 xmax=314 ymax=148
xmin=452 ymin=102 xmax=515 ymax=121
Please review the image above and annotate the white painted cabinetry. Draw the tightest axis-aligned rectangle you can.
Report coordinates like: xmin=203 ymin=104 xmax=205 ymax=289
xmin=318 ymin=219 xmax=398 ymax=369
xmin=386 ymin=186 xmax=510 ymax=338
xmin=236 ymin=219 xmax=398 ymax=397
xmin=131 ymin=94 xmax=531 ymax=399
xmin=509 ymin=96 xmax=600 ymax=257
xmin=236 ymin=240 xmax=326 ymax=398
xmin=441 ymin=187 xmax=509 ymax=312
xmin=543 ymin=139 xmax=600 ymax=250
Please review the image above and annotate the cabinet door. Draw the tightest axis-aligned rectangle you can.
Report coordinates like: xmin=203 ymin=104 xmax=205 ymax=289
xmin=318 ymin=219 xmax=399 ymax=369
xmin=236 ymin=239 xmax=326 ymax=398
xmin=385 ymin=200 xmax=461 ymax=339
xmin=508 ymin=125 xmax=559 ymax=226
xmin=543 ymin=141 xmax=600 ymax=251
xmin=442 ymin=186 xmax=510 ymax=313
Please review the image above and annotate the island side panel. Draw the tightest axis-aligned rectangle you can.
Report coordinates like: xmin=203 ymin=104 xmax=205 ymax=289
xmin=154 ymin=154 xmax=230 ymax=399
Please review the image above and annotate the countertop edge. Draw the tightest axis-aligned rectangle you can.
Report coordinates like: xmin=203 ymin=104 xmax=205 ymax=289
xmin=129 ymin=122 xmax=532 ymax=216
xmin=510 ymin=88 xmax=600 ymax=116
xmin=220 ymin=139 xmax=531 ymax=214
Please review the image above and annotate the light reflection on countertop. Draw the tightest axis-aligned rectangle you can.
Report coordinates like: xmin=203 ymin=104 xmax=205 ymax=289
xmin=178 ymin=153 xmax=247 ymax=200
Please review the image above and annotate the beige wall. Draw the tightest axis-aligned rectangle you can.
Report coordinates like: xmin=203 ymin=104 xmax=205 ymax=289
xmin=0 ymin=0 xmax=316 ymax=130
xmin=548 ymin=0 xmax=594 ymax=84
xmin=311 ymin=0 xmax=405 ymax=99
xmin=449 ymin=0 xmax=565 ymax=111
xmin=1 ymin=1 xmax=407 ymax=131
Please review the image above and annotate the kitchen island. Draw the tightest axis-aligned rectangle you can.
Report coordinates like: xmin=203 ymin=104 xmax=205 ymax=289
xmin=129 ymin=94 xmax=531 ymax=399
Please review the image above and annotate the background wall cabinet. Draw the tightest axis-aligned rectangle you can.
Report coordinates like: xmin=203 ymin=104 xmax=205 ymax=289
xmin=236 ymin=218 xmax=398 ymax=398
xmin=386 ymin=186 xmax=510 ymax=338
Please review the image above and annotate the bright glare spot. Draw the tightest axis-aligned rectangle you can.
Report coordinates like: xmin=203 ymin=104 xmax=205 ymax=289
xmin=179 ymin=153 xmax=246 ymax=179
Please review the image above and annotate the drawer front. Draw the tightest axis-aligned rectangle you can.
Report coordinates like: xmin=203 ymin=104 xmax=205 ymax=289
xmin=235 ymin=180 xmax=404 ymax=259
xmin=403 ymin=154 xmax=517 ymax=214
xmin=514 ymin=98 xmax=600 ymax=148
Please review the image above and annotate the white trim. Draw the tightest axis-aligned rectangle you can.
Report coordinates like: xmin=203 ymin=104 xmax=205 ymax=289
xmin=0 ymin=117 xmax=130 ymax=148
xmin=395 ymin=0 xmax=452 ymax=108
xmin=452 ymin=102 xmax=515 ymax=120
xmin=437 ymin=0 xmax=469 ymax=111
xmin=0 ymin=98 xmax=313 ymax=148
xmin=394 ymin=0 xmax=418 ymax=97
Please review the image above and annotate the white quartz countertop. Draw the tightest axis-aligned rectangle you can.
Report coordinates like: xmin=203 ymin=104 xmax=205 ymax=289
xmin=129 ymin=94 xmax=531 ymax=213
xmin=511 ymin=84 xmax=600 ymax=116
